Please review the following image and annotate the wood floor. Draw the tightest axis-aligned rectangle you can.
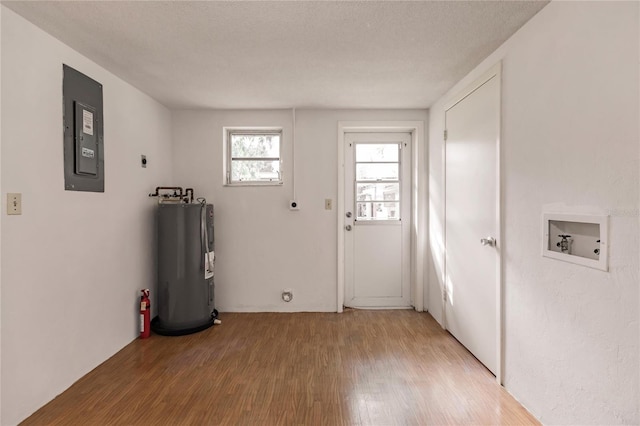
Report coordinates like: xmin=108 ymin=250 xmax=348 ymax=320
xmin=22 ymin=310 xmax=538 ymax=425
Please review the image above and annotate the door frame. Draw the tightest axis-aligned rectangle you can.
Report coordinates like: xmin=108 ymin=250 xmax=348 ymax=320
xmin=443 ymin=62 xmax=503 ymax=384
xmin=337 ymin=121 xmax=426 ymax=314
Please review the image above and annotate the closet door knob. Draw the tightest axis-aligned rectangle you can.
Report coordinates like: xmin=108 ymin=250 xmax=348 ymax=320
xmin=480 ymin=237 xmax=496 ymax=247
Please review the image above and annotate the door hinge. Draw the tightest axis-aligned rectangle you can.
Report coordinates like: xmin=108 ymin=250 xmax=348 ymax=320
xmin=443 ymin=129 xmax=448 ymax=141
xmin=443 ymin=291 xmax=447 ymax=302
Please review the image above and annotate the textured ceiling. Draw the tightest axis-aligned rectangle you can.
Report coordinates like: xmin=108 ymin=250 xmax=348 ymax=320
xmin=3 ymin=1 xmax=548 ymax=109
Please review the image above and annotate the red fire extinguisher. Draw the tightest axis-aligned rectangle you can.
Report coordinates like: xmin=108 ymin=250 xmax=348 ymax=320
xmin=140 ymin=289 xmax=151 ymax=339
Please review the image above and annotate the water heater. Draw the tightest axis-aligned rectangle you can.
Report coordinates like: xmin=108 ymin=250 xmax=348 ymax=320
xmin=151 ymin=202 xmax=217 ymax=335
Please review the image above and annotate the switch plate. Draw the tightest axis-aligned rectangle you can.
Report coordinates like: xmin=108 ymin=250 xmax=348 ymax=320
xmin=7 ymin=193 xmax=22 ymax=215
xmin=325 ymin=199 xmax=332 ymax=210
xmin=141 ymin=155 xmax=147 ymax=168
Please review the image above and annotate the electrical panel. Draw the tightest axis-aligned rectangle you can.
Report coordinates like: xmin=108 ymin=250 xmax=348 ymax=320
xmin=63 ymin=64 xmax=104 ymax=192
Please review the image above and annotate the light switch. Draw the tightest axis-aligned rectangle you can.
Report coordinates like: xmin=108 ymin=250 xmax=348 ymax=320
xmin=7 ymin=193 xmax=22 ymax=215
xmin=325 ymin=199 xmax=332 ymax=210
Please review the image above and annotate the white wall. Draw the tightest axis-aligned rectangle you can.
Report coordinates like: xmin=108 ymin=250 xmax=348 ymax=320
xmin=1 ymin=7 xmax=173 ymax=425
xmin=428 ymin=2 xmax=639 ymax=424
xmin=172 ymin=109 xmax=427 ymax=312
xmin=0 ymin=4 xmax=3 ymax=423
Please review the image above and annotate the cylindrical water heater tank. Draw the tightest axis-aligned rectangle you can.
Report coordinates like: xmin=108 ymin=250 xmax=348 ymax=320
xmin=151 ymin=202 xmax=217 ymax=335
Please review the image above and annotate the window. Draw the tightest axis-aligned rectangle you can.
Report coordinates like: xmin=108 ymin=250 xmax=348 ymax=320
xmin=226 ymin=129 xmax=282 ymax=185
xmin=354 ymin=143 xmax=401 ymax=221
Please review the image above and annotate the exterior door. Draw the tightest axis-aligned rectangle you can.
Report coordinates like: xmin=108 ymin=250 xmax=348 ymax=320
xmin=444 ymin=70 xmax=500 ymax=375
xmin=344 ymin=132 xmax=411 ymax=308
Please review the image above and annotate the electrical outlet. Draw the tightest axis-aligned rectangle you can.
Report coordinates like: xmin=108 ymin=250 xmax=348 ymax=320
xmin=325 ymin=198 xmax=332 ymax=210
xmin=141 ymin=155 xmax=147 ymax=168
xmin=7 ymin=193 xmax=22 ymax=215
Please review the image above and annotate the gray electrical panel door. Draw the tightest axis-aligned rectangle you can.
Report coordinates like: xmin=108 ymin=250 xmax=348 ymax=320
xmin=157 ymin=203 xmax=215 ymax=331
xmin=63 ymin=64 xmax=104 ymax=192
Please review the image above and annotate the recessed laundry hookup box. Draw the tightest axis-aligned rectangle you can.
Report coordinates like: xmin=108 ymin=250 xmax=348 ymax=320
xmin=542 ymin=213 xmax=609 ymax=271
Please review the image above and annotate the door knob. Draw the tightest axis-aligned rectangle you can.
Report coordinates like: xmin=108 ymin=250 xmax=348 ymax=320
xmin=345 ymin=225 xmax=352 ymax=231
xmin=346 ymin=212 xmax=352 ymax=218
xmin=480 ymin=237 xmax=496 ymax=247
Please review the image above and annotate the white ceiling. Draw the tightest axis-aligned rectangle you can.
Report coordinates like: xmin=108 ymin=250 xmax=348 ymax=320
xmin=3 ymin=1 xmax=548 ymax=110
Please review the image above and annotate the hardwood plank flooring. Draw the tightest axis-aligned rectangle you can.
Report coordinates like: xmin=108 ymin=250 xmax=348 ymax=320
xmin=22 ymin=310 xmax=538 ymax=425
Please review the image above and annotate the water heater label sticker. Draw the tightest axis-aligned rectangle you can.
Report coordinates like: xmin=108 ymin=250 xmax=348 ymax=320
xmin=82 ymin=109 xmax=94 ymax=135
xmin=81 ymin=147 xmax=95 ymax=159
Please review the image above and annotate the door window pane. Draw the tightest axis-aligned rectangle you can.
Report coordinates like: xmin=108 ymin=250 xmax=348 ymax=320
xmin=356 ymin=144 xmax=399 ymax=162
xmin=356 ymin=183 xmax=399 ymax=202
xmin=354 ymin=142 xmax=401 ymax=221
xmin=356 ymin=163 xmax=399 ymax=181
xmin=356 ymin=202 xmax=400 ymax=221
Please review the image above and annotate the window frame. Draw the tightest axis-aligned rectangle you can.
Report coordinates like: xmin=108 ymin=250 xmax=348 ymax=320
xmin=353 ymin=142 xmax=402 ymax=221
xmin=224 ymin=128 xmax=283 ymax=186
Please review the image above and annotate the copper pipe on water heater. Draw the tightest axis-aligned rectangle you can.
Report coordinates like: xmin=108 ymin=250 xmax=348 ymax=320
xmin=148 ymin=186 xmax=184 ymax=198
